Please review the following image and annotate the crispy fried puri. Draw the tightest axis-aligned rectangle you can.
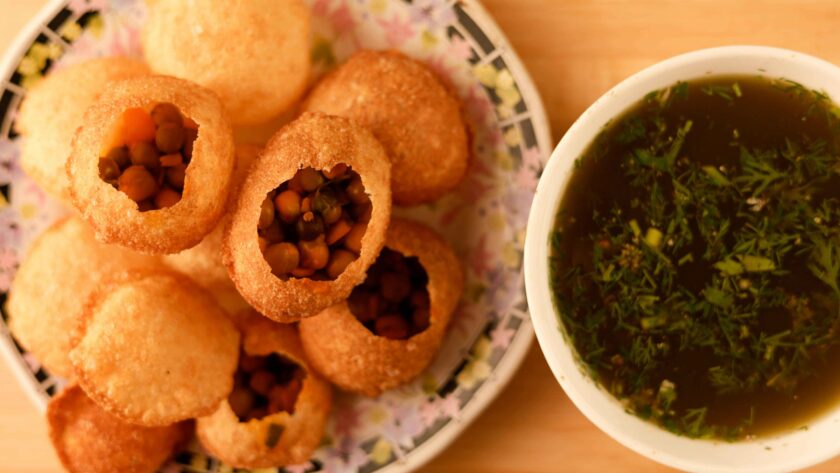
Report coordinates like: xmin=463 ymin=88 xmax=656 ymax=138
xmin=66 ymin=75 xmax=235 ymax=254
xmin=142 ymin=0 xmax=311 ymax=125
xmin=47 ymin=384 xmax=190 ymax=473
xmin=197 ymin=315 xmax=332 ymax=468
xmin=223 ymin=112 xmax=391 ymax=322
xmin=8 ymin=217 xmax=160 ymax=378
xmin=16 ymin=57 xmax=149 ymax=200
xmin=303 ymin=50 xmax=469 ymax=205
xmin=162 ymin=143 xmax=261 ymax=303
xmin=299 ymin=218 xmax=463 ymax=396
xmin=69 ymin=270 xmax=240 ymax=426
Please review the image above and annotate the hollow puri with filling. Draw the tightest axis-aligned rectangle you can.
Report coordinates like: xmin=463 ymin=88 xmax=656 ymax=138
xmin=69 ymin=269 xmax=240 ymax=426
xmin=197 ymin=314 xmax=332 ymax=468
xmin=299 ymin=218 xmax=464 ymax=396
xmin=224 ymin=112 xmax=391 ymax=322
xmin=47 ymin=384 xmax=190 ymax=473
xmin=66 ymin=75 xmax=235 ymax=254
xmin=7 ymin=217 xmax=160 ymax=378
xmin=15 ymin=57 xmax=149 ymax=201
xmin=141 ymin=0 xmax=311 ymax=125
xmin=303 ymin=50 xmax=469 ymax=206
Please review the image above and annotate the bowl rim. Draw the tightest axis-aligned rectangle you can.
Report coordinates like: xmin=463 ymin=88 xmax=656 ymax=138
xmin=525 ymin=45 xmax=840 ymax=473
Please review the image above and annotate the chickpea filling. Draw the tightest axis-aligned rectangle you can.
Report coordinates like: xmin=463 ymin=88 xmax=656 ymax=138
xmin=228 ymin=352 xmax=306 ymax=422
xmin=258 ymin=165 xmax=370 ymax=280
xmin=347 ymin=248 xmax=431 ymax=340
xmin=98 ymin=103 xmax=198 ymax=211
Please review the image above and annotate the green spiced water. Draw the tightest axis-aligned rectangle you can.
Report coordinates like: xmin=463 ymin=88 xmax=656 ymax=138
xmin=550 ymin=76 xmax=840 ymax=439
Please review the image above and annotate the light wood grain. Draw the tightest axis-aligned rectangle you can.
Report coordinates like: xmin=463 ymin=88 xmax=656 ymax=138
xmin=3 ymin=1 xmax=840 ymax=472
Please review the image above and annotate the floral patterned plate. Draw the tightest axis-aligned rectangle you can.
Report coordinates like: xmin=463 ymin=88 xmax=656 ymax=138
xmin=0 ymin=0 xmax=551 ymax=471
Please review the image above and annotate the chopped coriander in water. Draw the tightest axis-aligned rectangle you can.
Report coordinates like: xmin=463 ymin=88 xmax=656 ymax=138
xmin=550 ymin=76 xmax=840 ymax=440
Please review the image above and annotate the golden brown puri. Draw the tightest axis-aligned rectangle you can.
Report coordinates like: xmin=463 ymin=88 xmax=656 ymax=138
xmin=162 ymin=219 xmax=252 ymax=315
xmin=142 ymin=0 xmax=310 ymax=125
xmin=7 ymin=217 xmax=160 ymax=378
xmin=163 ymin=143 xmax=261 ymax=298
xmin=162 ymin=223 xmax=229 ymax=296
xmin=197 ymin=315 xmax=332 ymax=468
xmin=224 ymin=112 xmax=391 ymax=322
xmin=66 ymin=75 xmax=235 ymax=255
xmin=299 ymin=218 xmax=464 ymax=396
xmin=303 ymin=50 xmax=469 ymax=206
xmin=47 ymin=384 xmax=190 ymax=473
xmin=69 ymin=270 xmax=240 ymax=426
xmin=15 ymin=57 xmax=149 ymax=201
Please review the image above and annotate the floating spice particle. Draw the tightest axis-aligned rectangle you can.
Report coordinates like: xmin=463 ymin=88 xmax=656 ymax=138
xmin=644 ymin=228 xmax=662 ymax=249
xmin=701 ymin=165 xmax=731 ymax=186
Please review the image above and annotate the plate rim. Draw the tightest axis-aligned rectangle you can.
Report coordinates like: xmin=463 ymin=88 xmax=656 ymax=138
xmin=0 ymin=0 xmax=72 ymax=415
xmin=0 ymin=0 xmax=553 ymax=472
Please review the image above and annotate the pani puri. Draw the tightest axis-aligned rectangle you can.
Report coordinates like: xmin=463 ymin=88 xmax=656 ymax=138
xmin=69 ymin=270 xmax=240 ymax=426
xmin=224 ymin=112 xmax=391 ymax=322
xmin=142 ymin=0 xmax=311 ymax=125
xmin=299 ymin=218 xmax=463 ymax=396
xmin=7 ymin=217 xmax=159 ymax=378
xmin=66 ymin=75 xmax=235 ymax=254
xmin=47 ymin=384 xmax=189 ymax=473
xmin=15 ymin=57 xmax=149 ymax=200
xmin=197 ymin=315 xmax=332 ymax=468
xmin=163 ymin=143 xmax=260 ymax=308
xmin=303 ymin=50 xmax=469 ymax=205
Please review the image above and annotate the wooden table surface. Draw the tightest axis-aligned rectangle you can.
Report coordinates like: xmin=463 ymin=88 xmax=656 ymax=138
xmin=3 ymin=1 xmax=840 ymax=472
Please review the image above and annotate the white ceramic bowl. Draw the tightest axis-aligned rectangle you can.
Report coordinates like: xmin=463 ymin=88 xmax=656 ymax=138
xmin=525 ymin=46 xmax=840 ymax=473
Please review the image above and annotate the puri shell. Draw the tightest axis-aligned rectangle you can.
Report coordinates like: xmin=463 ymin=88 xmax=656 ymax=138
xmin=66 ymin=75 xmax=235 ymax=254
xmin=8 ymin=217 xmax=160 ymax=378
xmin=16 ymin=57 xmax=149 ymax=201
xmin=47 ymin=384 xmax=190 ymax=473
xmin=142 ymin=0 xmax=311 ymax=125
xmin=162 ymin=143 xmax=261 ymax=313
xmin=197 ymin=314 xmax=332 ymax=468
xmin=69 ymin=269 xmax=240 ymax=426
xmin=303 ymin=50 xmax=469 ymax=205
xmin=299 ymin=218 xmax=464 ymax=396
xmin=223 ymin=112 xmax=391 ymax=322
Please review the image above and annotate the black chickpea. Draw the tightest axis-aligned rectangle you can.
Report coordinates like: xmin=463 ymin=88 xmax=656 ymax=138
xmin=150 ymin=102 xmax=182 ymax=125
xmin=155 ymin=121 xmax=185 ymax=153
